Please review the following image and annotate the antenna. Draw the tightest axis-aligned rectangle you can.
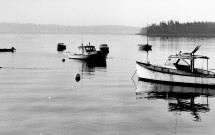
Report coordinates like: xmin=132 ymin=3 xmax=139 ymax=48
xmin=81 ymin=32 xmax=84 ymax=45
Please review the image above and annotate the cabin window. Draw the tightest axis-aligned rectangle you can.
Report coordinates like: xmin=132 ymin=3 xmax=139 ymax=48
xmin=165 ymin=58 xmax=189 ymax=67
xmin=165 ymin=59 xmax=177 ymax=67
xmin=177 ymin=59 xmax=189 ymax=66
xmin=85 ymin=46 xmax=96 ymax=52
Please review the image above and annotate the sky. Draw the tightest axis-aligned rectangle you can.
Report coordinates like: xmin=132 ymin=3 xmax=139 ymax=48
xmin=0 ymin=0 xmax=215 ymax=27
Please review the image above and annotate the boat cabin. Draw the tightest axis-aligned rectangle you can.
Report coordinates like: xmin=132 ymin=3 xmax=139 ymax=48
xmin=100 ymin=44 xmax=109 ymax=48
xmin=164 ymin=46 xmax=214 ymax=76
xmin=78 ymin=45 xmax=97 ymax=54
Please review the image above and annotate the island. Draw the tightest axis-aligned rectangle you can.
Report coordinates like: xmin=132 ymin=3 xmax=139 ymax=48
xmin=139 ymin=20 xmax=215 ymax=37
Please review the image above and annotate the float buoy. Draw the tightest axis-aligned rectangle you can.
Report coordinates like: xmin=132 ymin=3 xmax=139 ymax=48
xmin=75 ymin=74 xmax=81 ymax=82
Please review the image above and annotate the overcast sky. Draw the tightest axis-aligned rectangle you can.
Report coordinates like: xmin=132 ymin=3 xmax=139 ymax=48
xmin=0 ymin=0 xmax=214 ymax=27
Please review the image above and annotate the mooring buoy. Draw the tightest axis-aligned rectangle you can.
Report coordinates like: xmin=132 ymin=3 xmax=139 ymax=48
xmin=75 ymin=74 xmax=81 ymax=82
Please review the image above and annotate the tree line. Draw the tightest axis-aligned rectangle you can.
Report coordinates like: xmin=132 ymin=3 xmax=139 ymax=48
xmin=140 ymin=20 xmax=215 ymax=37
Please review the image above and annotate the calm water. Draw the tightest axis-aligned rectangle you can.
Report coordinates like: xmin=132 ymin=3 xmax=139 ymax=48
xmin=1 ymin=34 xmax=215 ymax=135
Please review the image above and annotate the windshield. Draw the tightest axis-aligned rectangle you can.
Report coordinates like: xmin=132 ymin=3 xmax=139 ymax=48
xmin=164 ymin=58 xmax=190 ymax=67
xmin=85 ymin=46 xmax=96 ymax=52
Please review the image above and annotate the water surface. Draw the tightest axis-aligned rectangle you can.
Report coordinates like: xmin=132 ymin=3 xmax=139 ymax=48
xmin=1 ymin=34 xmax=215 ymax=135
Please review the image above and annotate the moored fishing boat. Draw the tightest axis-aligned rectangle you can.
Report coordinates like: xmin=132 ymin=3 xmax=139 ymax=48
xmin=136 ymin=45 xmax=215 ymax=87
xmin=57 ymin=43 xmax=66 ymax=51
xmin=68 ymin=42 xmax=107 ymax=60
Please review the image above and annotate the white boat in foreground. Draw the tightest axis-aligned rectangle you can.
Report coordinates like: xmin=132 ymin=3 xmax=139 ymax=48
xmin=68 ymin=43 xmax=106 ymax=60
xmin=136 ymin=46 xmax=215 ymax=87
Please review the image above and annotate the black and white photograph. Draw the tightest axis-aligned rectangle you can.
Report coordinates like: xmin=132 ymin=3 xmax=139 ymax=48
xmin=1 ymin=0 xmax=215 ymax=134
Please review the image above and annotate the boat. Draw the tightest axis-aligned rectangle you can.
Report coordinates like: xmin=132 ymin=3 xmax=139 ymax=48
xmin=136 ymin=45 xmax=215 ymax=87
xmin=57 ymin=43 xmax=66 ymax=51
xmin=0 ymin=47 xmax=16 ymax=52
xmin=68 ymin=42 xmax=107 ymax=60
xmin=99 ymin=44 xmax=109 ymax=54
xmin=138 ymin=24 xmax=152 ymax=51
xmin=138 ymin=43 xmax=152 ymax=51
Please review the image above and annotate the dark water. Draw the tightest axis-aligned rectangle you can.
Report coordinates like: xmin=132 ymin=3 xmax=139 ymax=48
xmin=1 ymin=34 xmax=215 ymax=135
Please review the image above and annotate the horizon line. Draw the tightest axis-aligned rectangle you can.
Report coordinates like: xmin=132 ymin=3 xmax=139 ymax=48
xmin=0 ymin=22 xmax=142 ymax=28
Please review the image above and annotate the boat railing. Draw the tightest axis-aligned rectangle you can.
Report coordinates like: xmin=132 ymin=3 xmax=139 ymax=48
xmin=173 ymin=64 xmax=215 ymax=76
xmin=194 ymin=68 xmax=215 ymax=76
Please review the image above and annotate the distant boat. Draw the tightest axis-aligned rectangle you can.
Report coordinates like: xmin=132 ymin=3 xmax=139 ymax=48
xmin=138 ymin=24 xmax=152 ymax=51
xmin=57 ymin=43 xmax=66 ymax=51
xmin=0 ymin=47 xmax=16 ymax=52
xmin=138 ymin=43 xmax=152 ymax=51
xmin=99 ymin=44 xmax=109 ymax=54
xmin=136 ymin=45 xmax=215 ymax=87
xmin=68 ymin=42 xmax=107 ymax=60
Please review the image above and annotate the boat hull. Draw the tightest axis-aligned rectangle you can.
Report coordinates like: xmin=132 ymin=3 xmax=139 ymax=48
xmin=136 ymin=61 xmax=215 ymax=87
xmin=68 ymin=51 xmax=106 ymax=60
xmin=99 ymin=48 xmax=109 ymax=54
xmin=0 ymin=49 xmax=16 ymax=52
xmin=68 ymin=54 xmax=90 ymax=59
xmin=57 ymin=45 xmax=66 ymax=51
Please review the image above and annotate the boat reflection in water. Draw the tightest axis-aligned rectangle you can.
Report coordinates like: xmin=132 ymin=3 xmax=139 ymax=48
xmin=74 ymin=59 xmax=107 ymax=79
xmin=136 ymin=79 xmax=215 ymax=122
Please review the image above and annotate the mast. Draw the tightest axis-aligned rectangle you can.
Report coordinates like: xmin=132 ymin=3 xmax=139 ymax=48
xmin=147 ymin=51 xmax=149 ymax=63
xmin=190 ymin=45 xmax=201 ymax=72
xmin=191 ymin=53 xmax=194 ymax=72
xmin=81 ymin=32 xmax=84 ymax=55
xmin=146 ymin=24 xmax=148 ymax=45
xmin=207 ymin=58 xmax=209 ymax=74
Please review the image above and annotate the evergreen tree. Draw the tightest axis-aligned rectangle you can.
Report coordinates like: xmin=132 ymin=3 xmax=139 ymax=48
xmin=140 ymin=20 xmax=215 ymax=37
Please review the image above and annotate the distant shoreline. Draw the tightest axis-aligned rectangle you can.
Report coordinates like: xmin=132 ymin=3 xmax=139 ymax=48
xmin=136 ymin=33 xmax=215 ymax=38
xmin=0 ymin=32 xmax=138 ymax=35
xmin=0 ymin=23 xmax=141 ymax=35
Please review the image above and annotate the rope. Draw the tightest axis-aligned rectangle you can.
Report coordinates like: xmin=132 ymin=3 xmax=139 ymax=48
xmin=131 ymin=69 xmax=137 ymax=87
xmin=131 ymin=69 xmax=137 ymax=79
